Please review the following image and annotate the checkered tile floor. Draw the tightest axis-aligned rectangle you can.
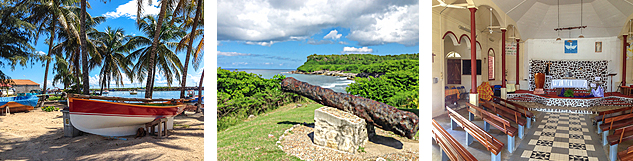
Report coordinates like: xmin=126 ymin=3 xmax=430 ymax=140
xmin=513 ymin=112 xmax=608 ymax=161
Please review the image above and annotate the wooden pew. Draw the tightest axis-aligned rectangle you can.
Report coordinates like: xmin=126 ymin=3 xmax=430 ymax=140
xmin=465 ymin=103 xmax=517 ymax=153
xmin=595 ymin=106 xmax=633 ymax=134
xmin=599 ymin=113 xmax=633 ymax=147
xmin=447 ymin=107 xmax=504 ymax=161
xmin=618 ymin=144 xmax=633 ymax=161
xmin=432 ymin=119 xmax=478 ymax=161
xmin=481 ymin=100 xmax=527 ymax=139
xmin=491 ymin=96 xmax=535 ymax=128
xmin=607 ymin=125 xmax=633 ymax=161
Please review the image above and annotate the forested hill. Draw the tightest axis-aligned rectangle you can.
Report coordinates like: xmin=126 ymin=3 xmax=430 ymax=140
xmin=296 ymin=53 xmax=419 ymax=73
xmin=296 ymin=53 xmax=419 ymax=109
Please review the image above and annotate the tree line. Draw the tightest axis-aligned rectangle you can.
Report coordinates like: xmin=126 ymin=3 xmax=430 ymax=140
xmin=0 ymin=0 xmax=203 ymax=99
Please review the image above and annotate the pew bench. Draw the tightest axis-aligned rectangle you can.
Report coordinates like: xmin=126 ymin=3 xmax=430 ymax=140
xmin=607 ymin=126 xmax=633 ymax=161
xmin=618 ymin=145 xmax=633 ymax=161
xmin=481 ymin=100 xmax=527 ymax=139
xmin=447 ymin=107 xmax=504 ymax=161
xmin=491 ymin=96 xmax=535 ymax=128
xmin=595 ymin=106 xmax=633 ymax=134
xmin=599 ymin=113 xmax=633 ymax=146
xmin=432 ymin=119 xmax=477 ymax=161
xmin=465 ymin=103 xmax=517 ymax=153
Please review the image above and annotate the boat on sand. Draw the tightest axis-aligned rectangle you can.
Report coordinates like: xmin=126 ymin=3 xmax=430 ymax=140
xmin=0 ymin=95 xmax=39 ymax=113
xmin=67 ymin=94 xmax=185 ymax=136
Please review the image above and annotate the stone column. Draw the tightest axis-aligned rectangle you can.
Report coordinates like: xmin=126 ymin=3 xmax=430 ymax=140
xmin=469 ymin=7 xmax=479 ymax=106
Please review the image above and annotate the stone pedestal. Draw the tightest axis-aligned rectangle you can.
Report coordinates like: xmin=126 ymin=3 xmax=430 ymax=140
xmin=314 ymin=106 xmax=368 ymax=153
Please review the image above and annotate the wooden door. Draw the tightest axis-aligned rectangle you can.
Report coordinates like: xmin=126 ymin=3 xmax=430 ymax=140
xmin=447 ymin=59 xmax=461 ymax=84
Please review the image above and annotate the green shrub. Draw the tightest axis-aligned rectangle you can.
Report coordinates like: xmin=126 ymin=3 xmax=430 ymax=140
xmin=41 ymin=106 xmax=59 ymax=112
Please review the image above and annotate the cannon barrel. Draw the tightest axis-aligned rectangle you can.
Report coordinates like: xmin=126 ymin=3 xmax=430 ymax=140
xmin=281 ymin=77 xmax=418 ymax=139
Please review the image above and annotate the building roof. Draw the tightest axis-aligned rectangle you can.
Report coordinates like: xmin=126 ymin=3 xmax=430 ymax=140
xmin=9 ymin=79 xmax=40 ymax=86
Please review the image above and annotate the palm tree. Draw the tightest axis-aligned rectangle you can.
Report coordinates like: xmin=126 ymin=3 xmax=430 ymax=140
xmin=25 ymin=0 xmax=80 ymax=94
xmin=52 ymin=56 xmax=75 ymax=89
xmin=177 ymin=0 xmax=203 ymax=98
xmin=127 ymin=14 xmax=185 ymax=91
xmin=137 ymin=0 xmax=173 ymax=98
xmin=91 ymin=27 xmax=134 ymax=94
xmin=52 ymin=8 xmax=104 ymax=94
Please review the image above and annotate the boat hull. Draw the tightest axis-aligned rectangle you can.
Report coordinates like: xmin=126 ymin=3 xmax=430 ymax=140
xmin=68 ymin=98 xmax=184 ymax=136
xmin=0 ymin=95 xmax=39 ymax=113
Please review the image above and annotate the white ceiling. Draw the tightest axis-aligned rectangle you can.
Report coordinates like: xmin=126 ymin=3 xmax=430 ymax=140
xmin=490 ymin=0 xmax=633 ymax=39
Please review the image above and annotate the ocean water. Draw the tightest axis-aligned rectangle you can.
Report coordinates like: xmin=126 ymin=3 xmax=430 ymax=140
xmin=225 ymin=69 xmax=355 ymax=93
xmin=103 ymin=90 xmax=204 ymax=99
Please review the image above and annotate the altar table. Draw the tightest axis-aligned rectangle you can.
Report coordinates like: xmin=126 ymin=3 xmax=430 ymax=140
xmin=551 ymin=79 xmax=588 ymax=89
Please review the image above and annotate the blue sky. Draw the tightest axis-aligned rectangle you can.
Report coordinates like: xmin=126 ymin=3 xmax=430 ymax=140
xmin=217 ymin=0 xmax=419 ymax=69
xmin=1 ymin=0 xmax=203 ymax=89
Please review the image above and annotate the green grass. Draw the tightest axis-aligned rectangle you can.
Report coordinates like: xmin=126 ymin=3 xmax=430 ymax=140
xmin=217 ymin=103 xmax=322 ymax=161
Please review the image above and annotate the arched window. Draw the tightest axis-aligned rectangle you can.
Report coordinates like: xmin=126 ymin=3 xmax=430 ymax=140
xmin=447 ymin=51 xmax=461 ymax=58
xmin=488 ymin=48 xmax=495 ymax=80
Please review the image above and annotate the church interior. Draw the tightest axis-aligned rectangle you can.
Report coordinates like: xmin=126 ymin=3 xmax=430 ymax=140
xmin=430 ymin=0 xmax=633 ymax=160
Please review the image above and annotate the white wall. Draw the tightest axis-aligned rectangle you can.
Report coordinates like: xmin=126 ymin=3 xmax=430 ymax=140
xmin=524 ymin=37 xmax=624 ymax=89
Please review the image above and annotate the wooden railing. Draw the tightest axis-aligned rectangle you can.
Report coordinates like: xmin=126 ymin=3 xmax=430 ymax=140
xmin=432 ymin=119 xmax=478 ymax=161
xmin=595 ymin=106 xmax=633 ymax=123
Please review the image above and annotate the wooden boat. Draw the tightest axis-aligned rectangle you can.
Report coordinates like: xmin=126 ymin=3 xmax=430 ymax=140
xmin=67 ymin=94 xmax=185 ymax=136
xmin=130 ymin=90 xmax=138 ymax=95
xmin=0 ymin=95 xmax=39 ymax=113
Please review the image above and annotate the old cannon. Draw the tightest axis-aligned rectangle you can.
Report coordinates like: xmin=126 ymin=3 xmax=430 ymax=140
xmin=281 ymin=77 xmax=419 ymax=139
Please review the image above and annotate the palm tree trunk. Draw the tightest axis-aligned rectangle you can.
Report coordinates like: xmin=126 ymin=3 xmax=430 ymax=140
xmin=145 ymin=0 xmax=168 ymax=99
xmin=180 ymin=0 xmax=203 ymax=99
xmin=80 ymin=0 xmax=89 ymax=95
xmin=74 ymin=48 xmax=81 ymax=93
xmin=43 ymin=11 xmax=57 ymax=94
xmin=197 ymin=70 xmax=203 ymax=113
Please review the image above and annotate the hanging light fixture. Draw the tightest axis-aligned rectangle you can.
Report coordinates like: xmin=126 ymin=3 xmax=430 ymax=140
xmin=556 ymin=0 xmax=561 ymax=41
xmin=579 ymin=0 xmax=585 ymax=38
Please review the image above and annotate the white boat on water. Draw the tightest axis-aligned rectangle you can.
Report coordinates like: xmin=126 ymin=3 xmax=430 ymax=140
xmin=68 ymin=95 xmax=185 ymax=136
xmin=130 ymin=90 xmax=138 ymax=95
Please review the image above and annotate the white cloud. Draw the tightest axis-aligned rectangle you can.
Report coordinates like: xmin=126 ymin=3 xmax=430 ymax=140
xmin=232 ymin=62 xmax=248 ymax=65
xmin=323 ymin=30 xmax=342 ymax=40
xmin=217 ymin=51 xmax=251 ymax=56
xmin=37 ymin=51 xmax=46 ymax=55
xmin=245 ymin=41 xmax=275 ymax=46
xmin=346 ymin=5 xmax=419 ymax=46
xmin=343 ymin=47 xmax=373 ymax=54
xmin=103 ymin=0 xmax=161 ymax=19
xmin=217 ymin=0 xmax=418 ymax=46
xmin=338 ymin=41 xmax=348 ymax=45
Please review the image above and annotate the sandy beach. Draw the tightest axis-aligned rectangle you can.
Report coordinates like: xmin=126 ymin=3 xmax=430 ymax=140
xmin=0 ymin=102 xmax=203 ymax=160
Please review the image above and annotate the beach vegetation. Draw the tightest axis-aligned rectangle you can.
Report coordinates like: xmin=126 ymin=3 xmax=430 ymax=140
xmin=297 ymin=53 xmax=418 ymax=73
xmin=41 ymin=106 xmax=59 ymax=112
xmin=177 ymin=0 xmax=204 ymax=99
xmin=90 ymin=27 xmax=134 ymax=94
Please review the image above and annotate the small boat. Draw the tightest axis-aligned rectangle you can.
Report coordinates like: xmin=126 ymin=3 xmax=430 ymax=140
xmin=184 ymin=95 xmax=203 ymax=103
xmin=68 ymin=95 xmax=185 ymax=136
xmin=102 ymin=90 xmax=109 ymax=94
xmin=130 ymin=90 xmax=138 ymax=95
xmin=0 ymin=95 xmax=39 ymax=113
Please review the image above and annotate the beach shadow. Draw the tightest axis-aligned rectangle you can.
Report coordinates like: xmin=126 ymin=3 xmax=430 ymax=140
xmin=277 ymin=121 xmax=301 ymax=125
xmin=0 ymin=126 xmax=196 ymax=160
xmin=308 ymin=132 xmax=315 ymax=143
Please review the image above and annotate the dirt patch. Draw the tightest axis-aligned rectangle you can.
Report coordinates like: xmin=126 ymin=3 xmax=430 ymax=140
xmin=0 ymin=103 xmax=204 ymax=160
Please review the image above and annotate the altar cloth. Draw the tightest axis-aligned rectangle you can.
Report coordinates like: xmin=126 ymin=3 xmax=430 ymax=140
xmin=551 ymin=79 xmax=588 ymax=89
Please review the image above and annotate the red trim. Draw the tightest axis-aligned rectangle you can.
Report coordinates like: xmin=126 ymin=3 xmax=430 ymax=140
xmin=501 ymin=29 xmax=506 ymax=88
xmin=443 ymin=31 xmax=457 ymax=40
xmin=476 ymin=41 xmax=482 ymax=50
xmin=68 ymin=98 xmax=183 ymax=117
xmin=624 ymin=35 xmax=628 ymax=86
xmin=516 ymin=39 xmax=520 ymax=85
xmin=459 ymin=34 xmax=470 ymax=43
